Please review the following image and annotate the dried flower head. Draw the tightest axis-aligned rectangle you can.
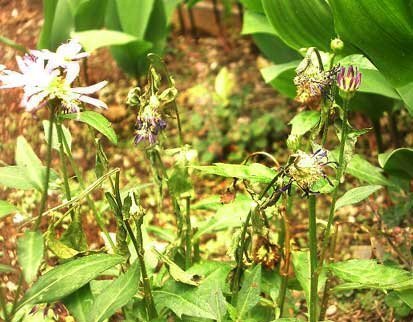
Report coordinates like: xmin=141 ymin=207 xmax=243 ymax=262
xmin=294 ymin=49 xmax=339 ymax=109
xmin=337 ymin=65 xmax=362 ymax=98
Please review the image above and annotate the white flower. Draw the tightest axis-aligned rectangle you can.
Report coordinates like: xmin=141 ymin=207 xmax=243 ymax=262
xmin=0 ymin=54 xmax=107 ymax=111
xmin=31 ymin=39 xmax=88 ymax=77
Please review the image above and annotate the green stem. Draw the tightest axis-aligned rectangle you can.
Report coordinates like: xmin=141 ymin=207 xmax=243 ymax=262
xmin=124 ymin=218 xmax=157 ymax=319
xmin=184 ymin=196 xmax=192 ymax=269
xmin=59 ymin=123 xmax=116 ymax=250
xmin=35 ymin=109 xmax=55 ymax=230
xmin=308 ymin=195 xmax=318 ymax=322
xmin=56 ymin=122 xmax=74 ymax=220
xmin=0 ymin=286 xmax=9 ymax=322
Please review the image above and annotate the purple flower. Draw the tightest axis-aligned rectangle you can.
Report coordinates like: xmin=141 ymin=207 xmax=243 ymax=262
xmin=134 ymin=112 xmax=167 ymax=145
xmin=337 ymin=65 xmax=362 ymax=94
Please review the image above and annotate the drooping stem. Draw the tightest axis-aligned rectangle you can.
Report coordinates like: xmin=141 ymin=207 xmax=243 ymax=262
xmin=308 ymin=195 xmax=318 ymax=322
xmin=59 ymin=123 xmax=115 ymax=250
xmin=184 ymin=196 xmax=192 ymax=269
xmin=124 ymin=217 xmax=157 ymax=319
xmin=56 ymin=122 xmax=74 ymax=220
xmin=35 ymin=108 xmax=55 ymax=230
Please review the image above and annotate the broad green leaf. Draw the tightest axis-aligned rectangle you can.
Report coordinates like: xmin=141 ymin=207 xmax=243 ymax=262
xmin=329 ymin=0 xmax=413 ymax=113
xmin=71 ymin=29 xmax=141 ymax=52
xmin=63 ymin=284 xmax=94 ymax=322
xmin=240 ymin=0 xmax=264 ymax=13
xmin=289 ymin=111 xmax=320 ymax=136
xmin=46 ymin=230 xmax=80 ymax=259
xmin=43 ymin=120 xmax=72 ymax=154
xmin=17 ymin=231 xmax=44 ymax=283
xmin=260 ymin=61 xmax=299 ymax=98
xmin=187 ymin=261 xmax=232 ymax=293
xmin=38 ymin=0 xmax=59 ymax=49
xmin=115 ymin=0 xmax=155 ymax=38
xmin=60 ymin=111 xmax=118 ymax=144
xmin=193 ymin=195 xmax=253 ymax=241
xmin=74 ymin=0 xmax=108 ymax=31
xmin=329 ymin=260 xmax=413 ymax=291
xmin=253 ymin=34 xmax=301 ymax=65
xmin=0 ymin=200 xmax=18 ymax=219
xmin=335 ymin=185 xmax=382 ymax=211
xmin=168 ymin=167 xmax=193 ymax=197
xmin=344 ymin=154 xmax=395 ymax=188
xmin=89 ymin=261 xmax=140 ymax=322
xmin=0 ymin=166 xmax=39 ymax=190
xmin=215 ymin=67 xmax=235 ymax=101
xmin=338 ymin=55 xmax=400 ymax=100
xmin=192 ymin=163 xmax=277 ymax=184
xmin=49 ymin=0 xmax=75 ymax=50
xmin=17 ymin=254 xmax=124 ymax=310
xmin=379 ymin=148 xmax=413 ymax=178
xmin=241 ymin=10 xmax=277 ymax=36
xmin=292 ymin=250 xmax=327 ymax=307
xmin=397 ymin=289 xmax=413 ymax=309
xmin=236 ymin=264 xmax=262 ymax=320
xmin=262 ymin=0 xmax=335 ymax=52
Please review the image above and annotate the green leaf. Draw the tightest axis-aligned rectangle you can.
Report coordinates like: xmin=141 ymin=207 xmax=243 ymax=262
xmin=329 ymin=0 xmax=413 ymax=113
xmin=88 ymin=261 xmax=140 ymax=322
xmin=192 ymin=163 xmax=277 ymax=184
xmin=60 ymin=111 xmax=118 ymax=144
xmin=262 ymin=0 xmax=335 ymax=52
xmin=345 ymin=154 xmax=395 ymax=188
xmin=17 ymin=231 xmax=44 ymax=283
xmin=71 ymin=29 xmax=141 ymax=52
xmin=43 ymin=120 xmax=72 ymax=154
xmin=48 ymin=0 xmax=75 ymax=50
xmin=168 ymin=167 xmax=193 ymax=197
xmin=329 ymin=260 xmax=413 ymax=291
xmin=236 ymin=264 xmax=262 ymax=320
xmin=335 ymin=185 xmax=382 ymax=211
xmin=193 ymin=195 xmax=253 ymax=241
xmin=215 ymin=67 xmax=235 ymax=101
xmin=379 ymin=148 xmax=413 ymax=179
xmin=0 ymin=166 xmax=39 ymax=190
xmin=17 ymin=254 xmax=124 ymax=310
xmin=115 ymin=0 xmax=155 ymax=38
xmin=0 ymin=200 xmax=18 ymax=219
xmin=74 ymin=0 xmax=108 ymax=31
xmin=260 ymin=61 xmax=299 ymax=98
xmin=240 ymin=0 xmax=264 ymax=13
xmin=38 ymin=0 xmax=59 ymax=49
xmin=0 ymin=263 xmax=16 ymax=273
xmin=292 ymin=250 xmax=327 ymax=307
xmin=63 ymin=284 xmax=94 ymax=322
xmin=241 ymin=10 xmax=277 ymax=36
xmin=397 ymin=289 xmax=413 ymax=309
xmin=289 ymin=111 xmax=320 ymax=136
xmin=338 ymin=55 xmax=400 ymax=100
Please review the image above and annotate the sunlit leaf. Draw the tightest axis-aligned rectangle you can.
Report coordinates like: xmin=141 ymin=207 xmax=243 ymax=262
xmin=236 ymin=264 xmax=261 ymax=320
xmin=335 ymin=185 xmax=382 ymax=211
xmin=289 ymin=111 xmax=320 ymax=136
xmin=379 ymin=148 xmax=413 ymax=179
xmin=17 ymin=231 xmax=44 ymax=283
xmin=0 ymin=200 xmax=18 ymax=219
xmin=63 ymin=284 xmax=94 ymax=322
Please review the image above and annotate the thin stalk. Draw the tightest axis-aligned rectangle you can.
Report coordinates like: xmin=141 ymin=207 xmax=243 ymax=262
xmin=319 ymin=99 xmax=350 ymax=267
xmin=0 ymin=286 xmax=9 ymax=322
xmin=56 ymin=123 xmax=74 ymax=220
xmin=277 ymin=194 xmax=291 ymax=317
xmin=124 ymin=219 xmax=157 ymax=319
xmin=308 ymin=195 xmax=318 ymax=322
xmin=35 ymin=109 xmax=55 ymax=230
xmin=231 ymin=208 xmax=254 ymax=304
xmin=59 ymin=123 xmax=115 ymax=250
xmin=184 ymin=196 xmax=192 ymax=269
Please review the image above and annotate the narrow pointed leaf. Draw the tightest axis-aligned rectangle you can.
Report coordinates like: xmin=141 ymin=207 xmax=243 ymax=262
xmin=17 ymin=231 xmax=44 ymax=283
xmin=335 ymin=185 xmax=382 ymax=211
xmin=236 ymin=264 xmax=262 ymax=319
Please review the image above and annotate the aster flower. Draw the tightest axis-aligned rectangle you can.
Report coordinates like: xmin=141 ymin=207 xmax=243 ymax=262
xmin=31 ymin=39 xmax=88 ymax=79
xmin=0 ymin=53 xmax=107 ymax=112
xmin=337 ymin=65 xmax=362 ymax=98
xmin=134 ymin=106 xmax=167 ymax=145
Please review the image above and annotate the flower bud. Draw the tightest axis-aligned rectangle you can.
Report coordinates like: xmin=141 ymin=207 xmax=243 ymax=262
xmin=337 ymin=65 xmax=362 ymax=99
xmin=126 ymin=87 xmax=141 ymax=107
xmin=330 ymin=38 xmax=344 ymax=53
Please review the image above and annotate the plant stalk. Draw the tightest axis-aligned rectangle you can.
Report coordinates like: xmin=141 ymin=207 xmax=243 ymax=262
xmin=35 ymin=109 xmax=55 ymax=230
xmin=308 ymin=195 xmax=318 ymax=322
xmin=184 ymin=196 xmax=192 ymax=269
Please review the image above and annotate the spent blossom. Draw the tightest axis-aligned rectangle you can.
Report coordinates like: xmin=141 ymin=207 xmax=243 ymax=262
xmin=0 ymin=40 xmax=107 ymax=112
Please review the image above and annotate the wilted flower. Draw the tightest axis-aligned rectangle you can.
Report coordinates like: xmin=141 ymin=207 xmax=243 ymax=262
xmin=0 ymin=42 xmax=107 ymax=112
xmin=294 ymin=50 xmax=339 ymax=109
xmin=337 ymin=65 xmax=362 ymax=97
xmin=134 ymin=109 xmax=167 ymax=145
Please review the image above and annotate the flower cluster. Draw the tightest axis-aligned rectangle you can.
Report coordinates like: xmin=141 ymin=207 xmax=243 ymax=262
xmin=0 ymin=39 xmax=107 ymax=113
xmin=127 ymin=67 xmax=177 ymax=146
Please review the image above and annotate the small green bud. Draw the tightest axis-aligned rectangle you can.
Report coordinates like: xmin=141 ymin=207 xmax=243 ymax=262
xmin=126 ymin=87 xmax=141 ymax=107
xmin=330 ymin=38 xmax=344 ymax=53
